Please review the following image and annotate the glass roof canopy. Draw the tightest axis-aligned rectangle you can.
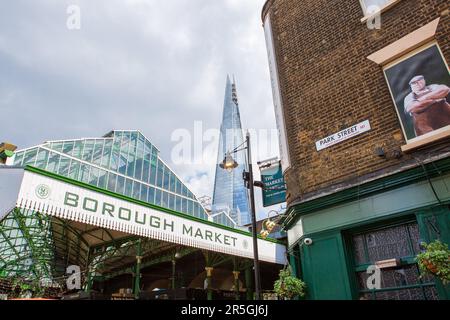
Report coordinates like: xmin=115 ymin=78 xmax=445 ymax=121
xmin=0 ymin=130 xmax=210 ymax=285
xmin=11 ymin=130 xmax=208 ymax=220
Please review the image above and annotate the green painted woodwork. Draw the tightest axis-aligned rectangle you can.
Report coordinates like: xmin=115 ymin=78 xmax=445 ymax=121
xmin=283 ymin=157 xmax=450 ymax=229
xmin=416 ymin=207 xmax=450 ymax=299
xmin=288 ymin=172 xmax=450 ymax=248
xmin=134 ymin=239 xmax=142 ymax=298
xmin=300 ymin=231 xmax=352 ymax=300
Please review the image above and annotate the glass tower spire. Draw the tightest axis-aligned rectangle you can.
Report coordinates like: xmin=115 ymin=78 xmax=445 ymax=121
xmin=212 ymin=76 xmax=251 ymax=227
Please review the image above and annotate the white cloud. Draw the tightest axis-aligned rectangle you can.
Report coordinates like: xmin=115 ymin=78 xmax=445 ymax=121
xmin=0 ymin=0 xmax=280 ymax=216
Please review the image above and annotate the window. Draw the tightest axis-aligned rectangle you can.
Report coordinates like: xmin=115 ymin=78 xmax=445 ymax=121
xmin=101 ymin=140 xmax=112 ymax=169
xmin=360 ymin=0 xmax=390 ymax=14
xmin=82 ymin=140 xmax=95 ymax=162
xmin=132 ymin=181 xmax=141 ymax=200
xmin=58 ymin=157 xmax=70 ymax=177
xmin=62 ymin=141 xmax=74 ymax=155
xmin=13 ymin=151 xmax=24 ymax=166
xmin=35 ymin=149 xmax=49 ymax=169
xmin=148 ymin=187 xmax=155 ymax=204
xmin=98 ymin=169 xmax=108 ymax=189
xmin=107 ymin=173 xmax=117 ymax=192
xmin=72 ymin=141 xmax=83 ymax=159
xmin=92 ymin=140 xmax=104 ymax=165
xmin=22 ymin=149 xmax=38 ymax=166
xmin=140 ymin=185 xmax=148 ymax=202
xmin=350 ymin=221 xmax=439 ymax=300
xmin=68 ymin=160 xmax=80 ymax=180
xmin=47 ymin=152 xmax=60 ymax=173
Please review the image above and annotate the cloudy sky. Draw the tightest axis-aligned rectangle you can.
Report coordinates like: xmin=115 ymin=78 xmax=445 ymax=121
xmin=0 ymin=0 xmax=283 ymax=219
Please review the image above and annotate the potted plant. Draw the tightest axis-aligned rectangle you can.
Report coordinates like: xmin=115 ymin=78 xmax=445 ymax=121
xmin=273 ymin=267 xmax=306 ymax=300
xmin=416 ymin=240 xmax=450 ymax=285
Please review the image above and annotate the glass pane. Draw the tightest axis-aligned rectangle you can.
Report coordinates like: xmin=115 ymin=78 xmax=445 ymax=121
xmin=149 ymin=161 xmax=157 ymax=186
xmin=163 ymin=169 xmax=170 ymax=190
xmin=148 ymin=187 xmax=155 ymax=204
xmin=176 ymin=179 xmax=182 ymax=196
xmin=125 ymin=179 xmax=133 ymax=197
xmin=126 ymin=149 xmax=135 ymax=178
xmin=68 ymin=160 xmax=80 ymax=180
xmin=161 ymin=192 xmax=168 ymax=208
xmin=107 ymin=173 xmax=117 ymax=192
xmin=47 ymin=152 xmax=60 ymax=173
xmin=89 ymin=167 xmax=99 ymax=186
xmin=98 ymin=169 xmax=107 ymax=189
xmin=72 ymin=141 xmax=83 ymax=159
xmin=110 ymin=137 xmax=120 ymax=172
xmin=353 ymin=235 xmax=367 ymax=265
xmin=119 ymin=133 xmax=130 ymax=175
xmin=92 ymin=140 xmax=104 ymax=165
xmin=51 ymin=142 xmax=63 ymax=152
xmin=62 ymin=141 xmax=74 ymax=155
xmin=365 ymin=225 xmax=411 ymax=262
xmin=144 ymin=141 xmax=151 ymax=162
xmin=170 ymin=174 xmax=176 ymax=193
xmin=13 ymin=151 xmax=24 ymax=166
xmin=156 ymin=160 xmax=164 ymax=188
xmin=140 ymin=185 xmax=148 ymax=202
xmin=407 ymin=223 xmax=421 ymax=255
xmin=362 ymin=0 xmax=389 ymax=12
xmin=82 ymin=140 xmax=95 ymax=162
xmin=79 ymin=164 xmax=90 ymax=184
xmin=116 ymin=175 xmax=125 ymax=195
xmin=168 ymin=193 xmax=174 ymax=210
xmin=176 ymin=196 xmax=182 ymax=212
xmin=101 ymin=140 xmax=113 ymax=169
xmin=23 ymin=148 xmax=38 ymax=166
xmin=155 ymin=189 xmax=162 ymax=206
xmin=182 ymin=198 xmax=188 ymax=214
xmin=132 ymin=181 xmax=141 ymax=200
xmin=142 ymin=161 xmax=150 ymax=184
xmin=134 ymin=158 xmax=143 ymax=181
xmin=58 ymin=157 xmax=70 ymax=177
xmin=35 ymin=149 xmax=49 ymax=169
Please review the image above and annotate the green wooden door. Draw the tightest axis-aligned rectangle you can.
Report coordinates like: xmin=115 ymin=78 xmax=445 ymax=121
xmin=301 ymin=231 xmax=352 ymax=300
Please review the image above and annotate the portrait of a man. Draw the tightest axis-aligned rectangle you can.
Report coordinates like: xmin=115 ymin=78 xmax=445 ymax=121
xmin=384 ymin=44 xmax=450 ymax=141
xmin=404 ymin=75 xmax=450 ymax=136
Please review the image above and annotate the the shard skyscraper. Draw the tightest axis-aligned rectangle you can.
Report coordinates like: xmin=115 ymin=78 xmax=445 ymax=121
xmin=212 ymin=76 xmax=251 ymax=227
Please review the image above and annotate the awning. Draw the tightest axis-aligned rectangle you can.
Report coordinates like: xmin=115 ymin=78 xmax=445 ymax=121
xmin=11 ymin=166 xmax=286 ymax=265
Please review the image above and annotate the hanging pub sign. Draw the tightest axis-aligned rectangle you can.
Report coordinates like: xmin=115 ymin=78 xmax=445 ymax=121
xmin=260 ymin=161 xmax=286 ymax=207
xmin=315 ymin=120 xmax=371 ymax=151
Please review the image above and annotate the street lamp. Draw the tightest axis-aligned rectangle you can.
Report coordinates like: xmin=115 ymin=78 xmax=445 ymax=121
xmin=219 ymin=131 xmax=262 ymax=300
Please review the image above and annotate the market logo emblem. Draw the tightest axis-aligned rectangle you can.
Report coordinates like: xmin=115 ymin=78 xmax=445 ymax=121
xmin=35 ymin=184 xmax=50 ymax=199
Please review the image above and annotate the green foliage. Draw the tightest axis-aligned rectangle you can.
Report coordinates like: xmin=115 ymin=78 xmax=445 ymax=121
xmin=416 ymin=240 xmax=450 ymax=285
xmin=273 ymin=267 xmax=306 ymax=300
xmin=11 ymin=277 xmax=45 ymax=298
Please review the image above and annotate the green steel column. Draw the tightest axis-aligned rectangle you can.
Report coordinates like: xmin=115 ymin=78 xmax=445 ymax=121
xmin=205 ymin=267 xmax=213 ymax=300
xmin=245 ymin=267 xmax=254 ymax=300
xmin=171 ymin=259 xmax=176 ymax=289
xmin=134 ymin=239 xmax=142 ymax=299
xmin=233 ymin=271 xmax=240 ymax=300
xmin=85 ymin=269 xmax=93 ymax=294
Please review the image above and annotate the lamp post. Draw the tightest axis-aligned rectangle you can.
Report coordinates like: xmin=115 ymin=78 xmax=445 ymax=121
xmin=219 ymin=131 xmax=261 ymax=300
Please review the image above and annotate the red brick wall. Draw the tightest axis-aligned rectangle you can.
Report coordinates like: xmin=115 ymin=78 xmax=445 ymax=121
xmin=262 ymin=0 xmax=450 ymax=204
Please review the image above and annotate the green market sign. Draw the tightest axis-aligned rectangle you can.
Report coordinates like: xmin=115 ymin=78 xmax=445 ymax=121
xmin=261 ymin=162 xmax=286 ymax=207
xmin=16 ymin=170 xmax=285 ymax=264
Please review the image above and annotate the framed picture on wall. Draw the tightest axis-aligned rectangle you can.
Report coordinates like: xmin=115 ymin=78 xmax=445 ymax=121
xmin=383 ymin=43 xmax=450 ymax=143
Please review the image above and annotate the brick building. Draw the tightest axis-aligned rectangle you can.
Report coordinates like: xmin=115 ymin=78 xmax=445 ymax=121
xmin=262 ymin=0 xmax=450 ymax=299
